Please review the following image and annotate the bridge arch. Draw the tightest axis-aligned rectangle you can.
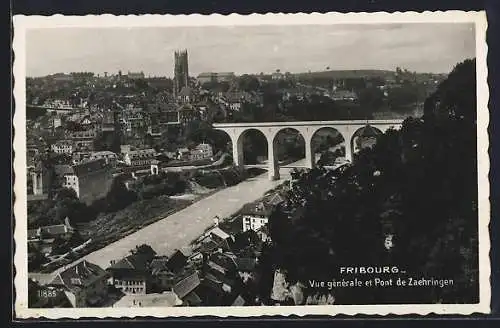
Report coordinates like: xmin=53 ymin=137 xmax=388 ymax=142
xmin=310 ymin=127 xmax=346 ymax=166
xmin=272 ymin=127 xmax=307 ymax=169
xmin=236 ymin=128 xmax=269 ymax=166
xmin=350 ymin=125 xmax=384 ymax=159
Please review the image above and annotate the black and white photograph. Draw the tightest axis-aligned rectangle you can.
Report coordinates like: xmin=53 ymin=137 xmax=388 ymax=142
xmin=13 ymin=11 xmax=490 ymax=318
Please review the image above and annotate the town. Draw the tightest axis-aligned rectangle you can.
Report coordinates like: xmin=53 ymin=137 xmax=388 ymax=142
xmin=26 ymin=47 xmax=464 ymax=308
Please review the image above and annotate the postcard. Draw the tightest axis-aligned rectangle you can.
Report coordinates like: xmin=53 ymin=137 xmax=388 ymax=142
xmin=13 ymin=11 xmax=490 ymax=318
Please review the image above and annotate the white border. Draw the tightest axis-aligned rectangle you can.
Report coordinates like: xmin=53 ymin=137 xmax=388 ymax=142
xmin=13 ymin=11 xmax=490 ymax=319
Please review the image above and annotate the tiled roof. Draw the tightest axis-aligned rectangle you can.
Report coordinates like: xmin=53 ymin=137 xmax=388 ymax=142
xmin=149 ymin=256 xmax=169 ymax=273
xmin=166 ymin=250 xmax=188 ymax=273
xmin=209 ymin=253 xmax=237 ymax=272
xmin=51 ymin=260 xmax=107 ymax=292
xmin=209 ymin=227 xmax=231 ymax=240
xmin=40 ymin=224 xmax=70 ymax=236
xmin=109 ymin=254 xmax=150 ymax=271
xmin=178 ymin=86 xmax=194 ymax=97
xmin=173 ymin=272 xmax=201 ymax=299
xmin=240 ymin=201 xmax=274 ymax=217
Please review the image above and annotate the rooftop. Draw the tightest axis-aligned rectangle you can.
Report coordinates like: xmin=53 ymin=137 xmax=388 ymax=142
xmin=173 ymin=272 xmax=201 ymax=299
xmin=50 ymin=260 xmax=107 ymax=292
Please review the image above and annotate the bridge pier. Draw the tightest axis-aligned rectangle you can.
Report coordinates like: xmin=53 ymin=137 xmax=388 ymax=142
xmin=305 ymin=135 xmax=315 ymax=169
xmin=231 ymin=134 xmax=244 ymax=167
xmin=344 ymin=139 xmax=353 ymax=163
xmin=268 ymin=138 xmax=280 ymax=180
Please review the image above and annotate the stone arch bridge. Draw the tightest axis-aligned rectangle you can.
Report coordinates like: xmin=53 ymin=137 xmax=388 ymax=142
xmin=213 ymin=119 xmax=404 ymax=180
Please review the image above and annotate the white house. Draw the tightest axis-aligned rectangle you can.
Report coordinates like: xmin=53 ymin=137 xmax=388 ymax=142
xmin=240 ymin=201 xmax=273 ymax=232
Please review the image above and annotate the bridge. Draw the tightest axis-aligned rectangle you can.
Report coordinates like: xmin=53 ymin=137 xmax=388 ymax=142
xmin=213 ymin=119 xmax=404 ymax=180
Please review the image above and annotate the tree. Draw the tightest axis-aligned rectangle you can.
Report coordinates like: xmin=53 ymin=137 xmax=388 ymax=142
xmin=260 ymin=58 xmax=479 ymax=304
xmin=131 ymin=244 xmax=157 ymax=259
xmin=238 ymin=74 xmax=260 ymax=92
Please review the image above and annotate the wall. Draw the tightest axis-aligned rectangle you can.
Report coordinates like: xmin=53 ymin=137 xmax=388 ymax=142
xmin=242 ymin=215 xmax=268 ymax=232
xmin=77 ymin=168 xmax=114 ymax=205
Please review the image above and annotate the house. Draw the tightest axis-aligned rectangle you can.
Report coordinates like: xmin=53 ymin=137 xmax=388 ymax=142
xmin=206 ymin=252 xmax=237 ymax=277
xmin=71 ymin=129 xmax=96 ymax=151
xmin=51 ymin=141 xmax=73 ymax=155
xmin=58 ymin=158 xmax=114 ymax=205
xmin=28 ymin=217 xmax=74 ymax=241
xmin=176 ymin=147 xmax=190 ymax=161
xmin=49 ymin=260 xmax=109 ymax=307
xmin=165 ymin=250 xmax=188 ymax=273
xmin=178 ymin=86 xmax=195 ymax=103
xmin=240 ymin=201 xmax=274 ymax=232
xmin=331 ymin=90 xmax=358 ymax=101
xmin=107 ymin=253 xmax=153 ymax=295
xmin=189 ymin=143 xmax=213 ymax=161
xmin=127 ymin=71 xmax=145 ymax=80
xmin=271 ymin=71 xmax=284 ymax=81
xmin=124 ymin=148 xmax=157 ymax=167
xmin=172 ymin=272 xmax=201 ymax=300
xmin=207 ymin=226 xmax=234 ymax=245
xmin=197 ymin=72 xmax=235 ymax=84
xmin=150 ymin=256 xmax=176 ymax=291
xmin=89 ymin=151 xmax=118 ymax=165
xmin=234 ymin=257 xmax=257 ymax=283
xmin=101 ymin=112 xmax=116 ymax=132
xmin=177 ymin=104 xmax=197 ymax=123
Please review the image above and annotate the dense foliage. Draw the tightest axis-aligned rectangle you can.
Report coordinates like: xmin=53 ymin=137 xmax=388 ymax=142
xmin=261 ymin=59 xmax=478 ymax=304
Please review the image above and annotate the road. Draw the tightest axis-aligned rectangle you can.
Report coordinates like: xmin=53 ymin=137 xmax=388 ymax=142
xmin=50 ymin=166 xmax=295 ymax=274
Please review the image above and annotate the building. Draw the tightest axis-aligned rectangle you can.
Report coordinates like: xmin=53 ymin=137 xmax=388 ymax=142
xmin=178 ymin=86 xmax=195 ymax=103
xmin=89 ymin=151 xmax=118 ymax=165
xmin=331 ymin=90 xmax=358 ymax=101
xmin=173 ymin=50 xmax=189 ymax=98
xmin=49 ymin=260 xmax=109 ymax=307
xmin=241 ymin=201 xmax=273 ymax=232
xmin=31 ymin=161 xmax=52 ymax=196
xmin=178 ymin=104 xmax=197 ymax=124
xmin=189 ymin=143 xmax=213 ymax=161
xmin=127 ymin=71 xmax=145 ymax=80
xmin=124 ymin=148 xmax=157 ymax=167
xmin=197 ymin=72 xmax=235 ymax=84
xmin=271 ymin=71 xmax=284 ymax=81
xmin=172 ymin=272 xmax=201 ymax=301
xmin=71 ymin=130 xmax=97 ymax=151
xmin=50 ymin=141 xmax=73 ymax=155
xmin=101 ymin=111 xmax=116 ymax=132
xmin=28 ymin=217 xmax=74 ymax=241
xmin=107 ymin=253 xmax=153 ymax=295
xmin=59 ymin=158 xmax=113 ymax=205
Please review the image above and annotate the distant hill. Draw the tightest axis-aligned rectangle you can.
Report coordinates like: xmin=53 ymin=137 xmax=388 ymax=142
xmin=294 ymin=70 xmax=396 ymax=80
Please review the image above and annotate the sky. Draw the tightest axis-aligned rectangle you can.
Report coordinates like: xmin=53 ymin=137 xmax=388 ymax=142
xmin=26 ymin=23 xmax=476 ymax=77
